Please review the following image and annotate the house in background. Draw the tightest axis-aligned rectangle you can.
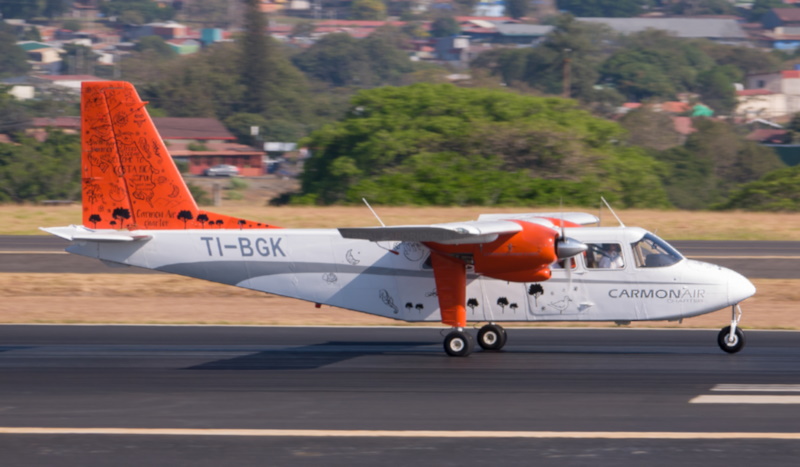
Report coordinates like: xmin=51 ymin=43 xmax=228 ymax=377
xmin=738 ymin=69 xmax=800 ymax=119
xmin=17 ymin=41 xmax=64 ymax=74
xmin=26 ymin=116 xmax=268 ymax=176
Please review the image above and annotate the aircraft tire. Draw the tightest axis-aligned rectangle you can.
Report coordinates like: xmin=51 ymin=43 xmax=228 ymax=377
xmin=717 ymin=326 xmax=745 ymax=354
xmin=444 ymin=330 xmax=474 ymax=357
xmin=477 ymin=324 xmax=507 ymax=351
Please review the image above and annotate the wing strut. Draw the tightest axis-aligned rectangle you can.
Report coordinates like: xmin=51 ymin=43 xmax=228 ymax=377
xmin=430 ymin=251 xmax=467 ymax=328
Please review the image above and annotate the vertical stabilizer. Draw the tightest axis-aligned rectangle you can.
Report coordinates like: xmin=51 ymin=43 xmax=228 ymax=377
xmin=81 ymin=81 xmax=276 ymax=230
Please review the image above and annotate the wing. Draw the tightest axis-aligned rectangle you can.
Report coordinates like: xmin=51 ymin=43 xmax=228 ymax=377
xmin=338 ymin=220 xmax=525 ymax=245
xmin=477 ymin=212 xmax=599 ymax=226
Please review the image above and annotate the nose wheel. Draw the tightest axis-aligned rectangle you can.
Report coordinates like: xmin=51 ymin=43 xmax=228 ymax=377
xmin=718 ymin=304 xmax=745 ymax=354
xmin=477 ymin=323 xmax=507 ymax=351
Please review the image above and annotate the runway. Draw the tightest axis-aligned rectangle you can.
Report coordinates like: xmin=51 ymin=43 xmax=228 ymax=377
xmin=1 ymin=236 xmax=798 ymax=277
xmin=1 ymin=325 xmax=800 ymax=466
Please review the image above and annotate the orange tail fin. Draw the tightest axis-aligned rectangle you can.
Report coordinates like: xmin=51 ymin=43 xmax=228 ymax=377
xmin=81 ymin=81 xmax=276 ymax=230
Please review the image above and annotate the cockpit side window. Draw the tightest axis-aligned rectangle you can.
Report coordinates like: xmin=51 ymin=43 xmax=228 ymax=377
xmin=585 ymin=243 xmax=624 ymax=269
xmin=630 ymin=233 xmax=683 ymax=268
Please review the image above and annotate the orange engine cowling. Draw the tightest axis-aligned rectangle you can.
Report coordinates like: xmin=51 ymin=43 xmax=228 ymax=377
xmin=429 ymin=220 xmax=558 ymax=283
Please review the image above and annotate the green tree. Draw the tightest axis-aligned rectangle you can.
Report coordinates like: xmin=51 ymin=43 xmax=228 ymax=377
xmin=293 ymin=28 xmax=413 ymax=87
xmin=0 ymin=131 xmax=81 ymax=203
xmin=101 ymin=0 xmax=176 ymax=23
xmin=44 ymin=0 xmax=67 ymax=18
xmin=0 ymin=85 xmax=29 ymax=134
xmin=555 ymin=0 xmax=651 ymax=17
xmin=350 ymin=0 xmax=387 ymax=20
xmin=299 ymin=83 xmax=670 ymax=207
xmin=59 ymin=43 xmax=98 ymax=75
xmin=430 ymin=16 xmax=460 ymax=38
xmin=0 ymin=3 xmax=40 ymax=20
xmin=748 ymin=0 xmax=786 ymax=22
xmin=720 ymin=166 xmax=800 ymax=211
xmin=224 ymin=112 xmax=269 ymax=146
xmin=473 ymin=15 xmax=616 ymax=101
xmin=669 ymin=0 xmax=735 ymax=15
xmin=239 ymin=0 xmax=272 ymax=114
xmin=619 ymin=107 xmax=682 ymax=151
xmin=292 ymin=34 xmax=370 ymax=87
xmin=0 ymin=29 xmax=31 ymax=77
xmin=62 ymin=20 xmax=82 ymax=32
xmin=184 ymin=0 xmax=232 ymax=28
xmin=695 ymin=65 xmax=739 ymax=114
xmin=134 ymin=35 xmax=176 ymax=58
xmin=655 ymin=119 xmax=785 ymax=209
xmin=505 ymin=0 xmax=530 ymax=19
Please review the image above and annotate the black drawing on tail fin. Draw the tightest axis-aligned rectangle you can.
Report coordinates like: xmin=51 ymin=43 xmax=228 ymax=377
xmin=197 ymin=214 xmax=209 ymax=228
xmin=112 ymin=208 xmax=130 ymax=229
xmin=177 ymin=210 xmax=193 ymax=229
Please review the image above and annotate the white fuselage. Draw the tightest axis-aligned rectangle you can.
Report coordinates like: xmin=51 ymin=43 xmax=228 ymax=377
xmin=66 ymin=226 xmax=755 ymax=324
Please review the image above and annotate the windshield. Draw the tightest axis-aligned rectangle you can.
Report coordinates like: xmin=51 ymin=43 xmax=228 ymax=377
xmin=630 ymin=233 xmax=683 ymax=268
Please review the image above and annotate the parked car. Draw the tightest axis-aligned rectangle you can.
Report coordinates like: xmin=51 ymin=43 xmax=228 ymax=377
xmin=204 ymin=164 xmax=240 ymax=177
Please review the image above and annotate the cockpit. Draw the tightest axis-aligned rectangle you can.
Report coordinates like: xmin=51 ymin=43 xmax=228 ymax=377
xmin=553 ymin=228 xmax=684 ymax=271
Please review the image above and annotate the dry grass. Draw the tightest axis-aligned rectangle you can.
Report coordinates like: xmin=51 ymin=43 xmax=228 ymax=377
xmin=5 ymin=204 xmax=800 ymax=240
xmin=0 ymin=274 xmax=793 ymax=329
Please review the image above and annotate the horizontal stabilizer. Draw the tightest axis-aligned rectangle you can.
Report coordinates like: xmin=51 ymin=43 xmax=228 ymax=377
xmin=339 ymin=220 xmax=523 ymax=245
xmin=477 ymin=212 xmax=599 ymax=226
xmin=40 ymin=225 xmax=152 ymax=242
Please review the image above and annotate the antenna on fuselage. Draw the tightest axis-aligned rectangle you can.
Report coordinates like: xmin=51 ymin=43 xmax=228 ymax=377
xmin=362 ymin=198 xmax=386 ymax=227
xmin=362 ymin=198 xmax=399 ymax=255
xmin=601 ymin=196 xmax=625 ymax=228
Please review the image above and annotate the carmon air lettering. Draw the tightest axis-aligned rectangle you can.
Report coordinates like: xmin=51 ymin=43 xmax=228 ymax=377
xmin=608 ymin=288 xmax=705 ymax=303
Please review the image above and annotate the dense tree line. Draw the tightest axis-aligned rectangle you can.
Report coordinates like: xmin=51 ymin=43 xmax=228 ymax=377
xmin=0 ymin=131 xmax=81 ymax=203
xmin=298 ymin=84 xmax=668 ymax=207
xmin=472 ymin=17 xmax=781 ymax=114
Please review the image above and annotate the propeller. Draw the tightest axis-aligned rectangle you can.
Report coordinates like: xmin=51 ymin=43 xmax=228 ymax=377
xmin=555 ymin=200 xmax=587 ymax=260
xmin=556 ymin=201 xmax=586 ymax=296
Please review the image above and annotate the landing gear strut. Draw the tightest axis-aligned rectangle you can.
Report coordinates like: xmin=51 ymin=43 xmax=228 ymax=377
xmin=477 ymin=323 xmax=507 ymax=351
xmin=718 ymin=304 xmax=745 ymax=354
xmin=444 ymin=329 xmax=474 ymax=357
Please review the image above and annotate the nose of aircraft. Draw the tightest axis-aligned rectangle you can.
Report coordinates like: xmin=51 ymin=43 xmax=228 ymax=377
xmin=727 ymin=268 xmax=757 ymax=304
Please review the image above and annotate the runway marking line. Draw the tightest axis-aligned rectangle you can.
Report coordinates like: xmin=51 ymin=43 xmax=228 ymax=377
xmin=691 ymin=395 xmax=800 ymax=404
xmin=0 ymin=428 xmax=799 ymax=439
xmin=712 ymin=384 xmax=800 ymax=393
xmin=0 ymin=251 xmax=67 ymax=255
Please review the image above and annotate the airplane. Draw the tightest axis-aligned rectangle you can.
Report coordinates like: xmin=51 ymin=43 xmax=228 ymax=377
xmin=42 ymin=81 xmax=756 ymax=357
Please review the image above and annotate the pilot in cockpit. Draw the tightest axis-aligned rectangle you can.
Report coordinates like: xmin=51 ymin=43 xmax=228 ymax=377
xmin=598 ymin=243 xmax=624 ymax=269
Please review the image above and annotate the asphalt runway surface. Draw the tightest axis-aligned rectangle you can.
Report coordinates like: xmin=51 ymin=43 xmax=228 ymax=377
xmin=1 ymin=325 xmax=800 ymax=466
xmin=1 ymin=235 xmax=799 ymax=278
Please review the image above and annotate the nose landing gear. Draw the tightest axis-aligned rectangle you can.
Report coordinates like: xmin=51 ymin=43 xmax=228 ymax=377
xmin=718 ymin=304 xmax=745 ymax=354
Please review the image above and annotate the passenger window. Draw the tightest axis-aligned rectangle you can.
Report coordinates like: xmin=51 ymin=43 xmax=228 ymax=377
xmin=630 ymin=233 xmax=683 ymax=268
xmin=586 ymin=243 xmax=624 ymax=269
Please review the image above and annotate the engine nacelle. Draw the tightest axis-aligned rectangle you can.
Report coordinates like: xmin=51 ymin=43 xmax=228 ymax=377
xmin=428 ymin=220 xmax=559 ymax=283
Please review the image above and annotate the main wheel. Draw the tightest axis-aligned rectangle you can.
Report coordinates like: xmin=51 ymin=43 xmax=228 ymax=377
xmin=477 ymin=324 xmax=507 ymax=351
xmin=444 ymin=330 xmax=474 ymax=357
xmin=717 ymin=326 xmax=745 ymax=354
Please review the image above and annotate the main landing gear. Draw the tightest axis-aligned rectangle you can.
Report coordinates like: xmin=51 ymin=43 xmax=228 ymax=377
xmin=443 ymin=324 xmax=507 ymax=357
xmin=718 ymin=304 xmax=745 ymax=354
